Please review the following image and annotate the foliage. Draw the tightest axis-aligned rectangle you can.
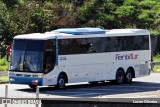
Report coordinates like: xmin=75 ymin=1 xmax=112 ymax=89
xmin=152 ymin=54 xmax=160 ymax=72
xmin=0 ymin=0 xmax=160 ymax=56
xmin=0 ymin=56 xmax=8 ymax=71
xmin=0 ymin=76 xmax=9 ymax=83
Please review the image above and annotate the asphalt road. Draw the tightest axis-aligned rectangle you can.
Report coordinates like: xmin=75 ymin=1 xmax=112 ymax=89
xmin=0 ymin=73 xmax=160 ymax=107
xmin=1 ymin=73 xmax=160 ymax=99
xmin=1 ymin=73 xmax=160 ymax=107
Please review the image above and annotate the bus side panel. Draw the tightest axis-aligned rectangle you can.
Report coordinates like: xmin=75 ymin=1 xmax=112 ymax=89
xmin=42 ymin=66 xmax=59 ymax=86
xmin=42 ymin=50 xmax=151 ymax=86
xmin=83 ymin=63 xmax=114 ymax=81
xmin=64 ymin=65 xmax=85 ymax=83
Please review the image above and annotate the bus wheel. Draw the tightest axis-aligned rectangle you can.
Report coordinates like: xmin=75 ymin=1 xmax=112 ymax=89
xmin=29 ymin=85 xmax=37 ymax=89
xmin=56 ymin=75 xmax=66 ymax=90
xmin=116 ymin=69 xmax=125 ymax=84
xmin=125 ymin=69 xmax=133 ymax=84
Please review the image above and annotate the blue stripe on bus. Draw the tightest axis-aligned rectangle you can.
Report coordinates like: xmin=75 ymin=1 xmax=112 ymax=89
xmin=9 ymin=76 xmax=43 ymax=86
xmin=52 ymin=28 xmax=106 ymax=35
xmin=55 ymin=36 xmax=58 ymax=65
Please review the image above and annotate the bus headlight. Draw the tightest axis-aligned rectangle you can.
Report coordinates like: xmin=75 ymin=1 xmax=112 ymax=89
xmin=9 ymin=78 xmax=15 ymax=81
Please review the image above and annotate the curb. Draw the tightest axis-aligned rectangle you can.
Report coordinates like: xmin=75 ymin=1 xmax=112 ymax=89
xmin=0 ymin=72 xmax=9 ymax=84
xmin=0 ymin=71 xmax=8 ymax=76
xmin=0 ymin=81 xmax=9 ymax=84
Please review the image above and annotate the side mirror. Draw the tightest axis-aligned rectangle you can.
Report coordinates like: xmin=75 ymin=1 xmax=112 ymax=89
xmin=7 ymin=45 xmax=12 ymax=62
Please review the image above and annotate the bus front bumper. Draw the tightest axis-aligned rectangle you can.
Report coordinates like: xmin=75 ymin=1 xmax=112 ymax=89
xmin=9 ymin=76 xmax=43 ymax=86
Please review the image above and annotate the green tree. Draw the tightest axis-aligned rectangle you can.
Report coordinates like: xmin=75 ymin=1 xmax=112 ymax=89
xmin=0 ymin=0 xmax=160 ymax=57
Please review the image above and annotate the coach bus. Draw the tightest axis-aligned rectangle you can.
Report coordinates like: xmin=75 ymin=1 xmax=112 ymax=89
xmin=9 ymin=28 xmax=151 ymax=89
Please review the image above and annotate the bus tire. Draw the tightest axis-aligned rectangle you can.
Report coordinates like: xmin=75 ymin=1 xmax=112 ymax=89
xmin=56 ymin=75 xmax=66 ymax=90
xmin=29 ymin=85 xmax=37 ymax=89
xmin=125 ymin=69 xmax=133 ymax=84
xmin=116 ymin=69 xmax=125 ymax=84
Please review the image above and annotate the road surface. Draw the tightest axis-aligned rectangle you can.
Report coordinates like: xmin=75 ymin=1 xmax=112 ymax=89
xmin=0 ymin=73 xmax=160 ymax=107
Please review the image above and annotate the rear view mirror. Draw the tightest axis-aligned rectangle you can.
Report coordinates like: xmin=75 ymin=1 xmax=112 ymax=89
xmin=7 ymin=45 xmax=12 ymax=62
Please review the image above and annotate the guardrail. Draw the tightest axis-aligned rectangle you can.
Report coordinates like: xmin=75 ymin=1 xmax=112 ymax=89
xmin=0 ymin=72 xmax=8 ymax=76
xmin=151 ymin=62 xmax=160 ymax=66
xmin=3 ymin=85 xmax=41 ymax=107
xmin=4 ymin=85 xmax=8 ymax=107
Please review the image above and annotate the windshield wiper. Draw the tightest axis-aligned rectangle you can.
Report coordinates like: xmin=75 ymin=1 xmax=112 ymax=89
xmin=23 ymin=55 xmax=36 ymax=72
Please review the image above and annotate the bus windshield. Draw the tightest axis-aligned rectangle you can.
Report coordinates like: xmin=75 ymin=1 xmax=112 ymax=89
xmin=10 ymin=39 xmax=45 ymax=73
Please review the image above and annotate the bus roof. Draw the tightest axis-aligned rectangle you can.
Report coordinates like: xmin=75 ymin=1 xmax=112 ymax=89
xmin=14 ymin=28 xmax=149 ymax=40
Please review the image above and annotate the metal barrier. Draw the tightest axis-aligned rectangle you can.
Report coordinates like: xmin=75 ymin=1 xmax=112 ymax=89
xmin=3 ymin=85 xmax=41 ymax=107
xmin=4 ymin=85 xmax=8 ymax=107
xmin=36 ymin=86 xmax=40 ymax=107
xmin=151 ymin=62 xmax=160 ymax=66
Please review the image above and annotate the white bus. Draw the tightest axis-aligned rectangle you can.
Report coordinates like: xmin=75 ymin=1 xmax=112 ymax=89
xmin=9 ymin=28 xmax=151 ymax=89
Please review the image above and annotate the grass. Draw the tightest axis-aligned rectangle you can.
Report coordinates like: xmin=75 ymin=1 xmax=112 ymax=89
xmin=0 ymin=76 xmax=9 ymax=83
xmin=0 ymin=56 xmax=8 ymax=72
xmin=152 ymin=54 xmax=160 ymax=72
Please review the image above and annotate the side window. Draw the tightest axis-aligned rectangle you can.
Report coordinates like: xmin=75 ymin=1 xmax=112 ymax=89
xmin=95 ymin=37 xmax=105 ymax=53
xmin=132 ymin=35 xmax=149 ymax=50
xmin=142 ymin=35 xmax=149 ymax=50
xmin=133 ymin=36 xmax=142 ymax=50
xmin=69 ymin=39 xmax=84 ymax=54
xmin=115 ymin=37 xmax=124 ymax=51
xmin=57 ymin=35 xmax=149 ymax=55
xmin=79 ymin=38 xmax=90 ymax=53
xmin=80 ymin=38 xmax=97 ymax=53
xmin=43 ymin=40 xmax=56 ymax=73
xmin=58 ymin=39 xmax=70 ymax=55
xmin=59 ymin=39 xmax=79 ymax=55
xmin=104 ymin=37 xmax=115 ymax=52
xmin=58 ymin=38 xmax=98 ymax=55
